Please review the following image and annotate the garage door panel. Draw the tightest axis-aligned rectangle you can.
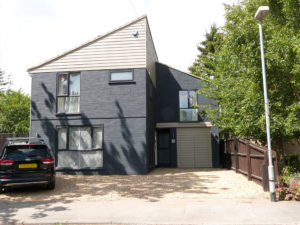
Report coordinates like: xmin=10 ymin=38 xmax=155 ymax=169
xmin=177 ymin=128 xmax=212 ymax=168
xmin=195 ymin=162 xmax=210 ymax=167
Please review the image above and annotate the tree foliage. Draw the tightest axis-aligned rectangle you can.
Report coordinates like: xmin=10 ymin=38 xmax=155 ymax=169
xmin=0 ymin=69 xmax=10 ymax=91
xmin=189 ymin=24 xmax=223 ymax=79
xmin=189 ymin=0 xmax=300 ymax=153
xmin=0 ymin=90 xmax=30 ymax=134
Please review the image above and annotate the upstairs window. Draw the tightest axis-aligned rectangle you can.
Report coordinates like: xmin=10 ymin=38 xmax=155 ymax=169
xmin=179 ymin=90 xmax=199 ymax=121
xmin=110 ymin=71 xmax=133 ymax=82
xmin=57 ymin=72 xmax=80 ymax=113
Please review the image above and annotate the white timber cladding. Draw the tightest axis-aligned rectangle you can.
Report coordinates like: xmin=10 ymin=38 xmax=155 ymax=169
xmin=146 ymin=21 xmax=158 ymax=86
xmin=177 ymin=128 xmax=212 ymax=168
xmin=29 ymin=17 xmax=148 ymax=73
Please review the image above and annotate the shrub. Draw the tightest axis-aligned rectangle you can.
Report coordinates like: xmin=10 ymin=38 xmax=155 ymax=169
xmin=284 ymin=154 xmax=300 ymax=173
xmin=276 ymin=166 xmax=300 ymax=201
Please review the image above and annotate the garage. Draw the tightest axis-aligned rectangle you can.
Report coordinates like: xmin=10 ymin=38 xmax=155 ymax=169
xmin=177 ymin=127 xmax=212 ymax=168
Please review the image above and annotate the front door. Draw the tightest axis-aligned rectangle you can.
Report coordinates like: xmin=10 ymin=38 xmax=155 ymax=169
xmin=157 ymin=129 xmax=171 ymax=167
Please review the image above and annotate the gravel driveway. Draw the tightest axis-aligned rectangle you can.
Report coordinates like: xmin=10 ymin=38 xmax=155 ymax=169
xmin=0 ymin=168 xmax=268 ymax=202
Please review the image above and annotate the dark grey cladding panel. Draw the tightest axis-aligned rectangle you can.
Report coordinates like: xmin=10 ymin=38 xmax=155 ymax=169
xmin=146 ymin=72 xmax=156 ymax=171
xmin=30 ymin=68 xmax=147 ymax=121
xmin=211 ymin=126 xmax=220 ymax=168
xmin=81 ymin=69 xmax=146 ymax=118
xmin=30 ymin=117 xmax=147 ymax=175
xmin=155 ymin=63 xmax=215 ymax=123
xmin=31 ymin=72 xmax=57 ymax=120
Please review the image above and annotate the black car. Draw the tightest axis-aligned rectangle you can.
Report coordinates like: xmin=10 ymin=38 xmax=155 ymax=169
xmin=0 ymin=137 xmax=55 ymax=191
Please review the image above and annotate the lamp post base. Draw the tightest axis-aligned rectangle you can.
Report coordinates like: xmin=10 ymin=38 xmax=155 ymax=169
xmin=270 ymin=191 xmax=276 ymax=202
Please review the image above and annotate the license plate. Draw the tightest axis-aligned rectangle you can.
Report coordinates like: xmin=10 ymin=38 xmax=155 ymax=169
xmin=19 ymin=164 xmax=37 ymax=169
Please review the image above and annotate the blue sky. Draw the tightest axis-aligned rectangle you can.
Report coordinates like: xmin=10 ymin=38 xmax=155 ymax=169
xmin=0 ymin=0 xmax=237 ymax=94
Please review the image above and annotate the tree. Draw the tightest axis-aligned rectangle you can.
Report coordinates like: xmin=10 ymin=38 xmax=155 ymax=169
xmin=0 ymin=90 xmax=30 ymax=134
xmin=190 ymin=0 xmax=300 ymax=163
xmin=0 ymin=69 xmax=11 ymax=91
xmin=189 ymin=24 xmax=223 ymax=79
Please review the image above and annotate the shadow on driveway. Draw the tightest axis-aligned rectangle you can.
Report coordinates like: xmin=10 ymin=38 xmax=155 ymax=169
xmin=0 ymin=168 xmax=266 ymax=223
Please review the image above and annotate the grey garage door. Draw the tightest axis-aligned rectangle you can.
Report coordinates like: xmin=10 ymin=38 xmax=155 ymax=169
xmin=177 ymin=127 xmax=212 ymax=168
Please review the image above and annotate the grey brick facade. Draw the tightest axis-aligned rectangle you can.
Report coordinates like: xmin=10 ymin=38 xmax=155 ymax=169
xmin=30 ymin=68 xmax=148 ymax=174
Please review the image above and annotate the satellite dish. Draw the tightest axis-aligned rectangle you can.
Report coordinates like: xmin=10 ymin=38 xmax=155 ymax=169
xmin=132 ymin=29 xmax=138 ymax=37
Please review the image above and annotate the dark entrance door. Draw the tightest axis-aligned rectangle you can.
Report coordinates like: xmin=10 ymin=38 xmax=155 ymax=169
xmin=157 ymin=129 xmax=171 ymax=167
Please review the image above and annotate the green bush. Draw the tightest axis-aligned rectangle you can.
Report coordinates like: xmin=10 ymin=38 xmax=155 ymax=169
xmin=284 ymin=154 xmax=300 ymax=173
xmin=277 ymin=166 xmax=300 ymax=201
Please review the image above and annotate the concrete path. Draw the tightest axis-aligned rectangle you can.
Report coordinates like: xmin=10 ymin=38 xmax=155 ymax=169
xmin=1 ymin=199 xmax=300 ymax=224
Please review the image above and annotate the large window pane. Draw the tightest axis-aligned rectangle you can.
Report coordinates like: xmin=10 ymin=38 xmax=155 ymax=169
xmin=69 ymin=127 xmax=81 ymax=150
xmin=69 ymin=127 xmax=91 ymax=150
xmin=180 ymin=109 xmax=198 ymax=121
xmin=80 ymin=151 xmax=103 ymax=168
xmin=58 ymin=74 xmax=68 ymax=95
xmin=69 ymin=73 xmax=80 ymax=96
xmin=111 ymin=71 xmax=133 ymax=81
xmin=58 ymin=151 xmax=103 ymax=169
xmin=80 ymin=127 xmax=92 ymax=150
xmin=93 ymin=127 xmax=103 ymax=149
xmin=65 ymin=97 xmax=80 ymax=113
xmin=57 ymin=97 xmax=79 ymax=113
xmin=57 ymin=97 xmax=66 ymax=113
xmin=58 ymin=128 xmax=67 ymax=149
xmin=179 ymin=91 xmax=188 ymax=108
xmin=57 ymin=151 xmax=77 ymax=168
xmin=189 ymin=91 xmax=197 ymax=107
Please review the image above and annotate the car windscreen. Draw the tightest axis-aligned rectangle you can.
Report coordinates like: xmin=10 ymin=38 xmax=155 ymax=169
xmin=3 ymin=145 xmax=51 ymax=160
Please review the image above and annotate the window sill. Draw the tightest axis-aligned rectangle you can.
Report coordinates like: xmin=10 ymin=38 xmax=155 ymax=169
xmin=56 ymin=113 xmax=81 ymax=117
xmin=56 ymin=167 xmax=104 ymax=171
xmin=57 ymin=149 xmax=103 ymax=151
xmin=108 ymin=81 xmax=136 ymax=85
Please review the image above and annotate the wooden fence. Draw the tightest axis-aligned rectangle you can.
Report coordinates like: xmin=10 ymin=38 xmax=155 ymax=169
xmin=0 ymin=133 xmax=28 ymax=151
xmin=225 ymin=137 xmax=279 ymax=192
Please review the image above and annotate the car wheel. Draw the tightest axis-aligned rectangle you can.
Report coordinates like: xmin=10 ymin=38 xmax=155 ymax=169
xmin=46 ymin=181 xmax=55 ymax=190
xmin=0 ymin=186 xmax=6 ymax=193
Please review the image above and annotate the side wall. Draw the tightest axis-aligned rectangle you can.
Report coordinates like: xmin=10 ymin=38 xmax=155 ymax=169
xmin=156 ymin=63 xmax=213 ymax=123
xmin=30 ymin=68 xmax=148 ymax=174
xmin=155 ymin=63 xmax=220 ymax=168
xmin=146 ymin=20 xmax=158 ymax=87
xmin=146 ymin=71 xmax=156 ymax=171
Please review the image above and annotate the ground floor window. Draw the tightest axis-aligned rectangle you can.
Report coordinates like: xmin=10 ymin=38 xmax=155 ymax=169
xmin=57 ymin=126 xmax=103 ymax=169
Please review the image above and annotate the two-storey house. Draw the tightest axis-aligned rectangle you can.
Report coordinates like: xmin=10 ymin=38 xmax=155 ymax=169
xmin=28 ymin=15 xmax=219 ymax=174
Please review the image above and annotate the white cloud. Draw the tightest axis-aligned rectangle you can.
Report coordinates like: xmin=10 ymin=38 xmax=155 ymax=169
xmin=0 ymin=0 xmax=237 ymax=94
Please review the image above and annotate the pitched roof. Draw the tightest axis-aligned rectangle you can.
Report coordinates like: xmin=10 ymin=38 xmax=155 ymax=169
xmin=157 ymin=62 xmax=204 ymax=80
xmin=28 ymin=15 xmax=157 ymax=73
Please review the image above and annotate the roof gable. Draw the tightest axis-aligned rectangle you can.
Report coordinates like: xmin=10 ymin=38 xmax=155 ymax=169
xmin=28 ymin=15 xmax=157 ymax=74
xmin=156 ymin=62 xmax=204 ymax=80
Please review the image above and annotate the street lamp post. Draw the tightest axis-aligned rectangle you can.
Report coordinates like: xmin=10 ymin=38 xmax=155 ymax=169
xmin=255 ymin=6 xmax=276 ymax=202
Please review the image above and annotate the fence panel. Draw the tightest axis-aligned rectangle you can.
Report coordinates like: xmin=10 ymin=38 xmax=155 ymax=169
xmin=229 ymin=140 xmax=236 ymax=170
xmin=237 ymin=140 xmax=247 ymax=176
xmin=226 ymin=137 xmax=279 ymax=192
